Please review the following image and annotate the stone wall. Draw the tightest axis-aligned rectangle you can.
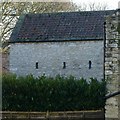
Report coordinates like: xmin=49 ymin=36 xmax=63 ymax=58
xmin=1 ymin=52 xmax=9 ymax=74
xmin=9 ymin=40 xmax=104 ymax=80
xmin=105 ymin=9 xmax=120 ymax=120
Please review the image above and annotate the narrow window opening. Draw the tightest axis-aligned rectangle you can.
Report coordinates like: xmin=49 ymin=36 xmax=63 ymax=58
xmin=36 ymin=62 xmax=39 ymax=69
xmin=63 ymin=62 xmax=66 ymax=69
xmin=89 ymin=61 xmax=92 ymax=69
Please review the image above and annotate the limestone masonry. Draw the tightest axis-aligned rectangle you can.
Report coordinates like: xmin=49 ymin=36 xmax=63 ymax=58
xmin=9 ymin=41 xmax=103 ymax=80
xmin=105 ymin=9 xmax=120 ymax=120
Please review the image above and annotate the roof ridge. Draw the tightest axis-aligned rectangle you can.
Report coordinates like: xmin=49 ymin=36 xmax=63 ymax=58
xmin=24 ymin=9 xmax=115 ymax=16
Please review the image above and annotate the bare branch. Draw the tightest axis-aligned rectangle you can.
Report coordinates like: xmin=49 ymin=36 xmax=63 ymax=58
xmin=1 ymin=1 xmax=77 ymax=48
xmin=77 ymin=2 xmax=108 ymax=11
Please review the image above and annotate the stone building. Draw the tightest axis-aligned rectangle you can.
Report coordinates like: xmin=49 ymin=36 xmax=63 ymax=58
xmin=105 ymin=9 xmax=120 ymax=120
xmin=9 ymin=10 xmax=114 ymax=80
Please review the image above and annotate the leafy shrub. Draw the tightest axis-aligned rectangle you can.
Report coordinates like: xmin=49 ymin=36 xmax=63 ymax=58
xmin=2 ymin=74 xmax=106 ymax=111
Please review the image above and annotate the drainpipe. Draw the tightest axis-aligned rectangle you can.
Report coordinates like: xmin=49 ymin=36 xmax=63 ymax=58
xmin=103 ymin=21 xmax=106 ymax=82
xmin=103 ymin=21 xmax=106 ymax=120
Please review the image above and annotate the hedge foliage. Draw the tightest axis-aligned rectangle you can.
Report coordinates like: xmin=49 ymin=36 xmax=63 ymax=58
xmin=2 ymin=74 xmax=106 ymax=111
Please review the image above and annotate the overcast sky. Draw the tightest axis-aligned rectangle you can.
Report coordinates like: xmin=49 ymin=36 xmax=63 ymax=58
xmin=73 ymin=0 xmax=120 ymax=10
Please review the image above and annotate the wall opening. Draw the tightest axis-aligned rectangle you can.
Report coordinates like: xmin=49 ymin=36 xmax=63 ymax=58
xmin=36 ymin=62 xmax=39 ymax=69
xmin=63 ymin=62 xmax=66 ymax=69
xmin=89 ymin=61 xmax=92 ymax=69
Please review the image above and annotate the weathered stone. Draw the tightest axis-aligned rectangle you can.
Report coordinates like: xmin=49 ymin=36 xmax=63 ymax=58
xmin=9 ymin=41 xmax=104 ymax=80
xmin=105 ymin=9 xmax=120 ymax=120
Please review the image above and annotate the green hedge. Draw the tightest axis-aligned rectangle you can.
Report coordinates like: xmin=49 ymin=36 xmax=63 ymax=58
xmin=2 ymin=74 xmax=106 ymax=111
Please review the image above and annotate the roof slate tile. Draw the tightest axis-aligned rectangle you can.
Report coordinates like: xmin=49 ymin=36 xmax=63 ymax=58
xmin=10 ymin=10 xmax=115 ymax=42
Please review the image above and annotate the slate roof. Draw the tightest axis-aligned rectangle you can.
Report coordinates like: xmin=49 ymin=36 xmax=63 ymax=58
xmin=10 ymin=10 xmax=115 ymax=43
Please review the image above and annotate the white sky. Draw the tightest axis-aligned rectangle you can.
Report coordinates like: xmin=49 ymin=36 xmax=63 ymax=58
xmin=73 ymin=0 xmax=120 ymax=10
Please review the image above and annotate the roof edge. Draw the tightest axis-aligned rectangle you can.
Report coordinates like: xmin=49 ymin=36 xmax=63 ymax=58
xmin=9 ymin=15 xmax=26 ymax=42
xmin=24 ymin=9 xmax=115 ymax=16
xmin=9 ymin=38 xmax=103 ymax=43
